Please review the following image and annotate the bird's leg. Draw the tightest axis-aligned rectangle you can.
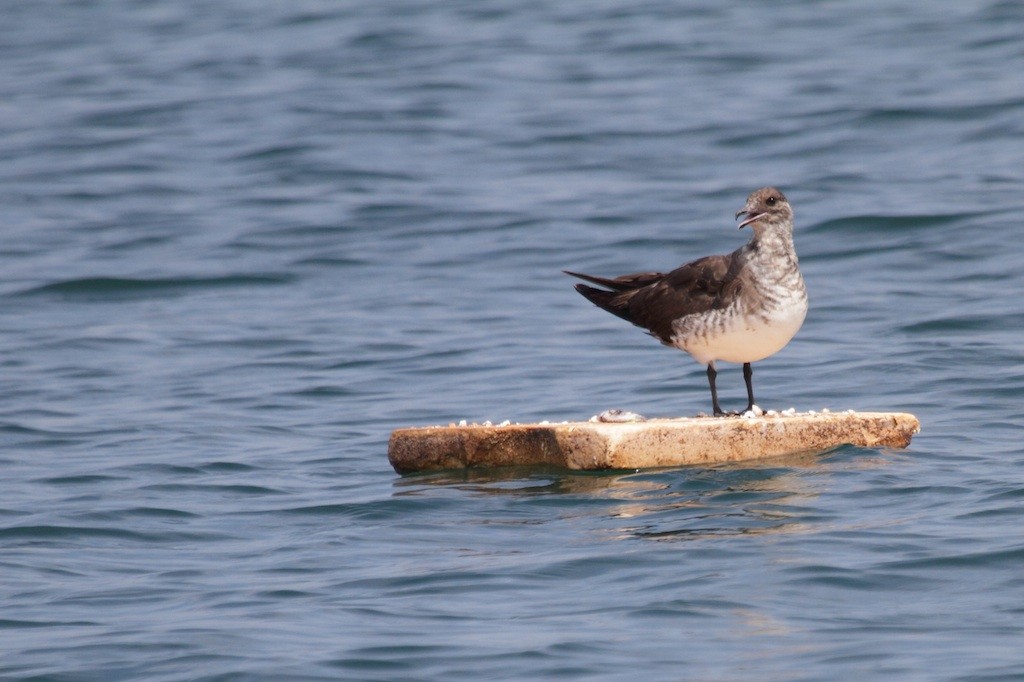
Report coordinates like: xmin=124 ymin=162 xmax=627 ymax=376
xmin=706 ymin=363 xmax=725 ymax=416
xmin=742 ymin=362 xmax=755 ymax=413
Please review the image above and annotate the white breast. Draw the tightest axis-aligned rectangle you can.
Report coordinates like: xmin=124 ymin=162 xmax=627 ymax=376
xmin=671 ymin=293 xmax=807 ymax=365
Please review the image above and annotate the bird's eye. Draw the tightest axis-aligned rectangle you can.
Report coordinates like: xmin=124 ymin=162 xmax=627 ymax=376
xmin=766 ymin=196 xmax=777 ymax=205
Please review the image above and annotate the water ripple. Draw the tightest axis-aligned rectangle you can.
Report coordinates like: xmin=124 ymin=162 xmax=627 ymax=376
xmin=16 ymin=274 xmax=296 ymax=300
xmin=2 ymin=0 xmax=1024 ymax=679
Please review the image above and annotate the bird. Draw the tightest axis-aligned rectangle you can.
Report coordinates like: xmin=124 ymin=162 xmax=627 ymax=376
xmin=565 ymin=187 xmax=807 ymax=416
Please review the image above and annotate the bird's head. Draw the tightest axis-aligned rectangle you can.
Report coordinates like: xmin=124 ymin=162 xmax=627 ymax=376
xmin=735 ymin=187 xmax=792 ymax=233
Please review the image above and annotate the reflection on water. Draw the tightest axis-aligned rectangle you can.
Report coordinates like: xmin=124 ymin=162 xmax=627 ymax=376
xmin=391 ymin=448 xmax=884 ymax=542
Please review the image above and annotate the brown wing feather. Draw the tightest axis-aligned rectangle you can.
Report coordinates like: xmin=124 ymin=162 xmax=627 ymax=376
xmin=614 ymin=254 xmax=741 ymax=342
xmin=568 ymin=249 xmax=747 ymax=344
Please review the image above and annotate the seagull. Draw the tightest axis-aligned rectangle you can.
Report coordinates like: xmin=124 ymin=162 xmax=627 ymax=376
xmin=565 ymin=187 xmax=808 ymax=416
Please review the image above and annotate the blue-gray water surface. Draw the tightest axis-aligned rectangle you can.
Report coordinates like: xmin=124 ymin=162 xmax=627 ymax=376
xmin=3 ymin=1 xmax=1024 ymax=679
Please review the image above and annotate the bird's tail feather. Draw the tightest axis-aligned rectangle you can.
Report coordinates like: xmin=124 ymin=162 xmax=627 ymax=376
xmin=563 ymin=270 xmax=624 ymax=290
xmin=572 ymin=283 xmax=634 ymax=321
xmin=564 ymin=269 xmax=664 ymax=291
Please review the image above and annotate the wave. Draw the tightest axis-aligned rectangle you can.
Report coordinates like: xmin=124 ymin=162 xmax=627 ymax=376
xmin=14 ymin=274 xmax=295 ymax=300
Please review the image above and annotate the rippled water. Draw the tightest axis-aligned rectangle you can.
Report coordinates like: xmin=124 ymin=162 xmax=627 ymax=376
xmin=3 ymin=1 xmax=1024 ymax=679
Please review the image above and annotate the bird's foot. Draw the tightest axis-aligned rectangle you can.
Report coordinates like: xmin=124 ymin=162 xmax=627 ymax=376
xmin=740 ymin=405 xmax=765 ymax=418
xmin=708 ymin=404 xmax=764 ymax=418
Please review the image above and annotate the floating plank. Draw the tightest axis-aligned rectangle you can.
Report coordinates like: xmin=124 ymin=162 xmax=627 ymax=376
xmin=388 ymin=411 xmax=921 ymax=474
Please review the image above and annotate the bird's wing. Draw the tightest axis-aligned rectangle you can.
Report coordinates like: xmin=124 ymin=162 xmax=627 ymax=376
xmin=610 ymin=253 xmax=745 ymax=343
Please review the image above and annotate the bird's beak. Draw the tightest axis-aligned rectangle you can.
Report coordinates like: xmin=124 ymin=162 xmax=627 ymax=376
xmin=736 ymin=209 xmax=766 ymax=229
